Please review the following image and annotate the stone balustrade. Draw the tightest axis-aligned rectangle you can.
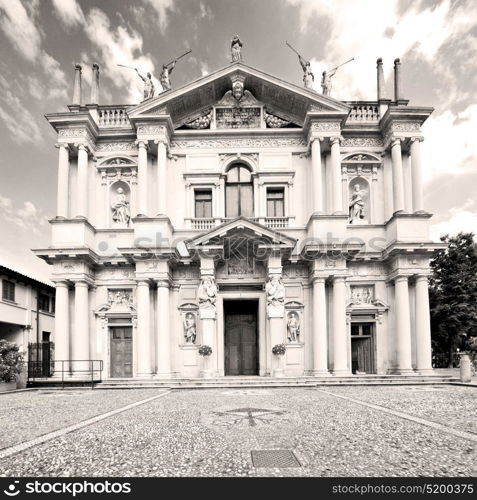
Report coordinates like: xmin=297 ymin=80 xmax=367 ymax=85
xmin=347 ymin=104 xmax=380 ymax=122
xmin=98 ymin=107 xmax=131 ymax=127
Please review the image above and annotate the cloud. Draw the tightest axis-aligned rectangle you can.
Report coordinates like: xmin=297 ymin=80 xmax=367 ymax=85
xmin=0 ymin=88 xmax=43 ymax=145
xmin=0 ymin=0 xmax=67 ymax=99
xmin=431 ymin=211 xmax=477 ymax=242
xmin=51 ymin=0 xmax=85 ymax=27
xmin=83 ymin=8 xmax=158 ymax=102
xmin=0 ymin=195 xmax=48 ymax=234
xmin=286 ymin=0 xmax=477 ymax=100
xmin=421 ymin=104 xmax=477 ymax=183
xmin=142 ymin=0 xmax=175 ymax=34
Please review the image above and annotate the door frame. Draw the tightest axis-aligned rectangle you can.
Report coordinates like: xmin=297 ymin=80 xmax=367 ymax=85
xmin=217 ymin=292 xmax=267 ymax=376
xmin=223 ymin=299 xmax=259 ymax=376
xmin=349 ymin=321 xmax=376 ymax=374
xmin=106 ymin=317 xmax=135 ymax=378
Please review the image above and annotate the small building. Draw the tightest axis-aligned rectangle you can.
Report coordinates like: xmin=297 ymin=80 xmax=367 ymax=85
xmin=0 ymin=264 xmax=55 ymax=382
xmin=35 ymin=54 xmax=443 ymax=380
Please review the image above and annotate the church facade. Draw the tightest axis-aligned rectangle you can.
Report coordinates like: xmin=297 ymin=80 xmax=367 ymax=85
xmin=36 ymin=57 xmax=442 ymax=379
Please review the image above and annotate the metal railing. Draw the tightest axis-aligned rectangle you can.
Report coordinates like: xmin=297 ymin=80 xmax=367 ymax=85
xmin=28 ymin=360 xmax=103 ymax=389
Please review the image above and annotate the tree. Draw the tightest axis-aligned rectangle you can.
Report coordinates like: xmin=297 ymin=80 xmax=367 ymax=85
xmin=429 ymin=232 xmax=477 ymax=366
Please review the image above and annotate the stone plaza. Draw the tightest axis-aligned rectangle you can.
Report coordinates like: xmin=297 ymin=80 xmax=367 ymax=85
xmin=0 ymin=386 xmax=475 ymax=477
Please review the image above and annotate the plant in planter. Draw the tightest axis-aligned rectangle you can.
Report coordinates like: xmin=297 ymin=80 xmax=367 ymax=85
xmin=0 ymin=340 xmax=24 ymax=387
xmin=272 ymin=343 xmax=286 ymax=356
xmin=198 ymin=345 xmax=212 ymax=357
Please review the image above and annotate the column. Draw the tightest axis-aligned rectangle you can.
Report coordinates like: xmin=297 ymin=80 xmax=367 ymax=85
xmin=394 ymin=276 xmax=413 ymax=373
xmin=72 ymin=64 xmax=82 ymax=106
xmin=54 ymin=282 xmax=70 ymax=374
xmin=136 ymin=280 xmax=152 ymax=377
xmin=73 ymin=281 xmax=89 ymax=373
xmin=156 ymin=140 xmax=168 ymax=216
xmin=312 ymin=277 xmax=328 ymax=374
xmin=56 ymin=144 xmax=69 ymax=218
xmin=415 ymin=276 xmax=433 ymax=373
xmin=410 ymin=137 xmax=424 ymax=212
xmin=156 ymin=279 xmax=171 ymax=377
xmin=311 ymin=138 xmax=324 ymax=213
xmin=391 ymin=138 xmax=405 ymax=213
xmin=332 ymin=277 xmax=349 ymax=374
xmin=137 ymin=140 xmax=148 ymax=216
xmin=76 ymin=144 xmax=89 ymax=218
xmin=330 ymin=137 xmax=343 ymax=213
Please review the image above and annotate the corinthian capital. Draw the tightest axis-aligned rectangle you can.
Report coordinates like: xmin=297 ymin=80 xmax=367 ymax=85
xmin=135 ymin=139 xmax=149 ymax=150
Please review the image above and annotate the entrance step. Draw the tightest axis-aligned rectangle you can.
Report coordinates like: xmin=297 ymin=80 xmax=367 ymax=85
xmin=93 ymin=374 xmax=458 ymax=390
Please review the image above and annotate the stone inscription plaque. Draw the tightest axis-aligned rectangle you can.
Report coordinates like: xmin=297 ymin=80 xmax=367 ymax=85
xmin=216 ymin=107 xmax=261 ymax=128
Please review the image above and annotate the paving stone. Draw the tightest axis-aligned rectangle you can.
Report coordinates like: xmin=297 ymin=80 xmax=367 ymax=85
xmin=0 ymin=387 xmax=475 ymax=477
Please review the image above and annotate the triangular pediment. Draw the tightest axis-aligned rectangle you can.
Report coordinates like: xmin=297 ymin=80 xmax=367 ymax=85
xmin=187 ymin=216 xmax=297 ymax=249
xmin=128 ymin=62 xmax=349 ymax=128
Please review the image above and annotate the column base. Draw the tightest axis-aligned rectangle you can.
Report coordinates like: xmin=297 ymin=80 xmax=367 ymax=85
xmin=272 ymin=368 xmax=285 ymax=378
xmin=332 ymin=370 xmax=352 ymax=376
xmin=388 ymin=368 xmax=416 ymax=375
xmin=415 ymin=368 xmax=434 ymax=375
xmin=153 ymin=372 xmax=173 ymax=379
xmin=311 ymin=370 xmax=331 ymax=377
xmin=135 ymin=372 xmax=154 ymax=379
xmin=201 ymin=369 xmax=218 ymax=379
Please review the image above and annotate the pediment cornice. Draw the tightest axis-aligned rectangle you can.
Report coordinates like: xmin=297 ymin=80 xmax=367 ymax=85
xmin=127 ymin=63 xmax=350 ymax=129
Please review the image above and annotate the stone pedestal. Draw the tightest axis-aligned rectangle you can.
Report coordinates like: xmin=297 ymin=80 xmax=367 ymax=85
xmin=200 ymin=310 xmax=217 ymax=378
xmin=459 ymin=354 xmax=472 ymax=383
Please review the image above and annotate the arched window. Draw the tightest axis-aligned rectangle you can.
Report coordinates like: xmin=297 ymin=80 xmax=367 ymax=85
xmin=225 ymin=164 xmax=254 ymax=217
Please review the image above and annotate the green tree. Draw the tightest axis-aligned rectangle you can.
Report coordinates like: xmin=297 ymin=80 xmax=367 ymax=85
xmin=429 ymin=232 xmax=477 ymax=366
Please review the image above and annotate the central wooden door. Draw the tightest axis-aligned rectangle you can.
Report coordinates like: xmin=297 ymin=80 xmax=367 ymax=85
xmin=351 ymin=322 xmax=375 ymax=374
xmin=224 ymin=300 xmax=258 ymax=375
xmin=110 ymin=327 xmax=133 ymax=378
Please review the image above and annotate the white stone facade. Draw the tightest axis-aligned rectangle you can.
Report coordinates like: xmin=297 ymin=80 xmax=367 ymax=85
xmin=36 ymin=62 xmax=443 ymax=379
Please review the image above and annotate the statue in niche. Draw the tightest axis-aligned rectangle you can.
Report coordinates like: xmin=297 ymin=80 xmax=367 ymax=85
xmin=349 ymin=183 xmax=366 ymax=223
xmin=266 ymin=276 xmax=285 ymax=308
xmin=287 ymin=312 xmax=300 ymax=342
xmin=183 ymin=313 xmax=197 ymax=344
xmin=198 ymin=276 xmax=218 ymax=309
xmin=111 ymin=187 xmax=130 ymax=226
xmin=231 ymin=35 xmax=243 ymax=62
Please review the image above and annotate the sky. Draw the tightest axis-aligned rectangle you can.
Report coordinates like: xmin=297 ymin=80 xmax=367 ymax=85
xmin=0 ymin=0 xmax=476 ymax=282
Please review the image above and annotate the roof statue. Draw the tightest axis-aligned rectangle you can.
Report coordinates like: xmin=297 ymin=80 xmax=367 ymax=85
xmin=231 ymin=35 xmax=243 ymax=62
xmin=160 ymin=49 xmax=192 ymax=92
xmin=117 ymin=64 xmax=155 ymax=100
xmin=321 ymin=58 xmax=354 ymax=96
xmin=286 ymin=41 xmax=314 ymax=89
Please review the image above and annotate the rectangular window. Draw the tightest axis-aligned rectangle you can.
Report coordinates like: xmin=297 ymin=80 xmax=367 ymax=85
xmin=42 ymin=331 xmax=51 ymax=343
xmin=39 ymin=293 xmax=50 ymax=312
xmin=2 ymin=280 xmax=15 ymax=302
xmin=194 ymin=190 xmax=213 ymax=218
xmin=267 ymin=188 xmax=285 ymax=217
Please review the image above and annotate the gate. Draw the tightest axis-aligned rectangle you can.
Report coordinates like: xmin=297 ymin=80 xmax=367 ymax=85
xmin=28 ymin=342 xmax=55 ymax=377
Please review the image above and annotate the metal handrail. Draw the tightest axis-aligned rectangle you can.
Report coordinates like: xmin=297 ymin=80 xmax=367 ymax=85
xmin=28 ymin=360 xmax=103 ymax=389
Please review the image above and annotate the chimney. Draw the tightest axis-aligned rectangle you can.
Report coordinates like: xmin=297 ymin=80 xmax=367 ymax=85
xmin=376 ymin=58 xmax=384 ymax=101
xmin=394 ymin=58 xmax=402 ymax=102
xmin=90 ymin=63 xmax=100 ymax=104
xmin=72 ymin=64 xmax=82 ymax=106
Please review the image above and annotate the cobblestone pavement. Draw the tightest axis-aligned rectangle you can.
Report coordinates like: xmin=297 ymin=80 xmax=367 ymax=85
xmin=0 ymin=389 xmax=165 ymax=449
xmin=327 ymin=385 xmax=477 ymax=435
xmin=0 ymin=386 xmax=476 ymax=477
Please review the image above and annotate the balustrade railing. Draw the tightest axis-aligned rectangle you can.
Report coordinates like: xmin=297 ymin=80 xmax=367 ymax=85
xmin=191 ymin=218 xmax=216 ymax=230
xmin=264 ymin=217 xmax=289 ymax=229
xmin=98 ymin=107 xmax=131 ymax=127
xmin=347 ymin=104 xmax=380 ymax=122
